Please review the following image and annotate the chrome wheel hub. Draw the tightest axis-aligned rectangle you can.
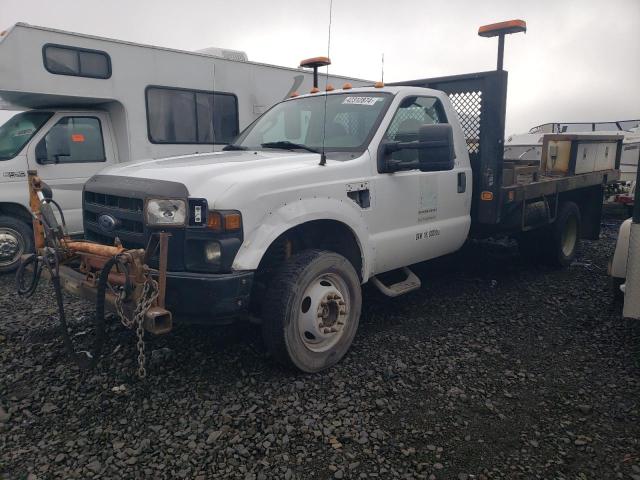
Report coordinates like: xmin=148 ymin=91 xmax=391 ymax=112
xmin=298 ymin=275 xmax=349 ymax=353
xmin=0 ymin=228 xmax=24 ymax=267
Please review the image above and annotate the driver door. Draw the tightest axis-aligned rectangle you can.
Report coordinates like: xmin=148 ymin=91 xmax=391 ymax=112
xmin=26 ymin=112 xmax=117 ymax=234
xmin=370 ymin=95 xmax=469 ymax=274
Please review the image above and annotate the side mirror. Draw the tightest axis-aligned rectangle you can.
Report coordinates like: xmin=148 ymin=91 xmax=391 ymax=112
xmin=417 ymin=124 xmax=455 ymax=172
xmin=377 ymin=123 xmax=456 ymax=173
xmin=35 ymin=140 xmax=51 ymax=164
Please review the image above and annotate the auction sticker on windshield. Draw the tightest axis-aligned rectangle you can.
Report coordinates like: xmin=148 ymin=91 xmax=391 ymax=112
xmin=342 ymin=97 xmax=382 ymax=106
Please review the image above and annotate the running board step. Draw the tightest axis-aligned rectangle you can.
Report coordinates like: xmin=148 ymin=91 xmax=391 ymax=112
xmin=370 ymin=267 xmax=421 ymax=297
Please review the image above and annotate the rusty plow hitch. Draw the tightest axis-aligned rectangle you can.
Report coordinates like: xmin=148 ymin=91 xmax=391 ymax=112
xmin=16 ymin=171 xmax=173 ymax=377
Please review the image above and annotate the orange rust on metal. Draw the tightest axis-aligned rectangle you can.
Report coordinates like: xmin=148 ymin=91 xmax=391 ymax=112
xmin=299 ymin=56 xmax=331 ymax=68
xmin=478 ymin=19 xmax=526 ymax=37
xmin=63 ymin=241 xmax=124 ymax=257
xmin=157 ymin=232 xmax=170 ymax=308
xmin=27 ymin=171 xmax=45 ymax=249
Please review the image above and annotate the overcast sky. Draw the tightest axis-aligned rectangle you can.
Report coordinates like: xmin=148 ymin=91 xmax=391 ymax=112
xmin=0 ymin=0 xmax=638 ymax=134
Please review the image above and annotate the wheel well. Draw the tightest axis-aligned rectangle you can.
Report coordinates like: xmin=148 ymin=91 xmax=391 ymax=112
xmin=0 ymin=203 xmax=33 ymax=225
xmin=250 ymin=220 xmax=364 ymax=316
xmin=258 ymin=220 xmax=363 ymax=280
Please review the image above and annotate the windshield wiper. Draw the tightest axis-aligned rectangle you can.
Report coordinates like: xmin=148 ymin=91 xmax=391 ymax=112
xmin=261 ymin=141 xmax=319 ymax=154
xmin=222 ymin=144 xmax=248 ymax=151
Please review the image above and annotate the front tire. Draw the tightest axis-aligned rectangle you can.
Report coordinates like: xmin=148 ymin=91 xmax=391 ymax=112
xmin=0 ymin=215 xmax=34 ymax=274
xmin=261 ymin=249 xmax=362 ymax=373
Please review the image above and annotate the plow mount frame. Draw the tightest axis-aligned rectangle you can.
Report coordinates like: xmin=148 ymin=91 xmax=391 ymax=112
xmin=25 ymin=170 xmax=173 ymax=335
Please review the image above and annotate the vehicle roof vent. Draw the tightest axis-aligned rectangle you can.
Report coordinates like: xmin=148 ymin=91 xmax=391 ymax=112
xmin=195 ymin=47 xmax=248 ymax=62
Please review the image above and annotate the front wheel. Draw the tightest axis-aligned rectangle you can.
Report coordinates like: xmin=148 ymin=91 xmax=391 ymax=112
xmin=0 ymin=215 xmax=34 ymax=274
xmin=261 ymin=249 xmax=362 ymax=373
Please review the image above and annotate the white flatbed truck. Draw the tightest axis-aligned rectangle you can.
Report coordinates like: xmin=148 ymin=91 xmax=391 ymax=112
xmin=23 ymin=20 xmax=622 ymax=373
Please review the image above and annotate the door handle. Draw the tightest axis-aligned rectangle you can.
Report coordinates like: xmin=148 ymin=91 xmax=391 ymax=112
xmin=457 ymin=172 xmax=466 ymax=193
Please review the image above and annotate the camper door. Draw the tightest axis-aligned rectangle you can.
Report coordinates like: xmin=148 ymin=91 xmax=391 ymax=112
xmin=25 ymin=111 xmax=118 ymax=234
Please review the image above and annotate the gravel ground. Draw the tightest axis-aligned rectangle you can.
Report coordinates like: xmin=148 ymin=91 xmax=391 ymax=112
xmin=1 ymin=212 xmax=639 ymax=480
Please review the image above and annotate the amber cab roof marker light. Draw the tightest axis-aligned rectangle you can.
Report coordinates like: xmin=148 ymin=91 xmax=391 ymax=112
xmin=374 ymin=81 xmax=384 ymax=88
xmin=310 ymin=87 xmax=320 ymax=94
xmin=342 ymin=82 xmax=352 ymax=90
xmin=325 ymin=84 xmax=335 ymax=92
xmin=299 ymin=56 xmax=331 ymax=89
xmin=478 ymin=19 xmax=526 ymax=71
xmin=290 ymin=91 xmax=299 ymax=98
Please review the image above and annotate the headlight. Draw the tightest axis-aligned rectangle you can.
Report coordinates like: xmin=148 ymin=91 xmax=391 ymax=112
xmin=145 ymin=199 xmax=187 ymax=226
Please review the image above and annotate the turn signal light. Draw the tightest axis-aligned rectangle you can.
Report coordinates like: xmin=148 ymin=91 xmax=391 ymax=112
xmin=207 ymin=211 xmax=222 ymax=230
xmin=480 ymin=191 xmax=494 ymax=201
xmin=224 ymin=213 xmax=242 ymax=231
xmin=207 ymin=211 xmax=242 ymax=232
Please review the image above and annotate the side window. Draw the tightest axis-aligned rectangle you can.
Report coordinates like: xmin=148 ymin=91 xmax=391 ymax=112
xmin=43 ymin=45 xmax=111 ymax=79
xmin=383 ymin=96 xmax=446 ymax=164
xmin=36 ymin=117 xmax=106 ymax=164
xmin=146 ymin=87 xmax=239 ymax=144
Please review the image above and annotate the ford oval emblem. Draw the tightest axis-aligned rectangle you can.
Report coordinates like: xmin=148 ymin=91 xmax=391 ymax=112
xmin=98 ymin=213 xmax=118 ymax=232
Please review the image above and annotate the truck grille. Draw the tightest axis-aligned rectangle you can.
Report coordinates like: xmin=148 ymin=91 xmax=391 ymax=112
xmin=84 ymin=191 xmax=146 ymax=248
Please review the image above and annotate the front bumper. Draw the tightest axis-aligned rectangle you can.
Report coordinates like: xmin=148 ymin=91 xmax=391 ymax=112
xmin=49 ymin=263 xmax=253 ymax=326
xmin=164 ymin=270 xmax=254 ymax=323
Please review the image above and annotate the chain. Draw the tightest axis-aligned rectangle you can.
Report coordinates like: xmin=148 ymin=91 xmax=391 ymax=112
xmin=114 ymin=276 xmax=158 ymax=379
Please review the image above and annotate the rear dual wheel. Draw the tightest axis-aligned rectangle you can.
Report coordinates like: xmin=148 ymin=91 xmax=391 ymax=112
xmin=261 ymin=249 xmax=361 ymax=373
xmin=518 ymin=201 xmax=581 ymax=267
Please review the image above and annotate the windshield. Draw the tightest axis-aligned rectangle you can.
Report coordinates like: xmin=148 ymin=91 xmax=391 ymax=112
xmin=234 ymin=92 xmax=392 ymax=152
xmin=0 ymin=111 xmax=53 ymax=160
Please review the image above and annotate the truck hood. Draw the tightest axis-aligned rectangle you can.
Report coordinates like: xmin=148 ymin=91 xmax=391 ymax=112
xmin=97 ymin=150 xmax=324 ymax=200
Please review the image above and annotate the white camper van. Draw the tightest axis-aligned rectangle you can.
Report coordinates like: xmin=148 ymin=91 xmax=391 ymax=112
xmin=0 ymin=23 xmax=368 ymax=272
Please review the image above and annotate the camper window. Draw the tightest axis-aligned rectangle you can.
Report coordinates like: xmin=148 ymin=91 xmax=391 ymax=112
xmin=43 ymin=44 xmax=111 ymax=79
xmin=35 ymin=117 xmax=106 ymax=164
xmin=146 ymin=86 xmax=239 ymax=145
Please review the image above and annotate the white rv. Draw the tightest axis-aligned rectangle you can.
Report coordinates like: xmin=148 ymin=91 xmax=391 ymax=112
xmin=0 ymin=23 xmax=369 ymax=272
